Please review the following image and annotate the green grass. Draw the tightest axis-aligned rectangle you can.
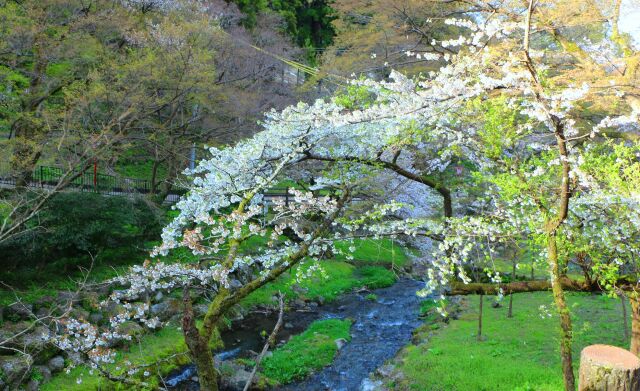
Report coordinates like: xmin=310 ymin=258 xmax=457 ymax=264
xmin=262 ymin=318 xmax=352 ymax=384
xmin=42 ymin=326 xmax=193 ymax=391
xmin=115 ymin=159 xmax=167 ymax=181
xmin=334 ymin=238 xmax=409 ymax=267
xmin=241 ymin=261 xmax=397 ymax=308
xmin=391 ymin=292 xmax=628 ymax=391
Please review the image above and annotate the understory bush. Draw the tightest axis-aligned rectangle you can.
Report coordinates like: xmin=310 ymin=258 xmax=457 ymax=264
xmin=0 ymin=192 xmax=164 ymax=288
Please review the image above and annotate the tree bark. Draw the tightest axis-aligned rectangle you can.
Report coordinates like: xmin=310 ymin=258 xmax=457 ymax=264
xmin=449 ymin=277 xmax=595 ymax=295
xmin=150 ymin=158 xmax=160 ymax=194
xmin=508 ymin=262 xmax=516 ymax=318
xmin=549 ymin=232 xmax=576 ymax=391
xmin=578 ymin=344 xmax=640 ymax=391
xmin=629 ymin=296 xmax=640 ymax=356
xmin=622 ymin=294 xmax=630 ymax=342
xmin=183 ymin=287 xmax=219 ymax=391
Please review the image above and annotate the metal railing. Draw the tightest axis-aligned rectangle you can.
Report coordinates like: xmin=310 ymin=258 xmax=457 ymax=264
xmin=0 ymin=162 xmax=184 ymax=202
xmin=0 ymin=162 xmax=302 ymax=205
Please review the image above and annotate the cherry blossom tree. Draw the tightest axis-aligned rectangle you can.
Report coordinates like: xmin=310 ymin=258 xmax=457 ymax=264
xmin=43 ymin=2 xmax=640 ymax=390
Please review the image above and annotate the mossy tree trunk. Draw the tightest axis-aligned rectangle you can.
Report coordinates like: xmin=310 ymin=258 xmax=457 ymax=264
xmin=183 ymin=287 xmax=219 ymax=391
xmin=622 ymin=294 xmax=630 ymax=342
xmin=548 ymin=231 xmax=575 ymax=391
xmin=629 ymin=296 xmax=640 ymax=356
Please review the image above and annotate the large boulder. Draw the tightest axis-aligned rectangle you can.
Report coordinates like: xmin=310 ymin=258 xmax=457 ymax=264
xmin=4 ymin=303 xmax=33 ymax=321
xmin=0 ymin=354 xmax=31 ymax=388
xmin=47 ymin=355 xmax=65 ymax=373
xmin=56 ymin=291 xmax=80 ymax=307
xmin=150 ymin=298 xmax=182 ymax=321
xmin=218 ymin=361 xmax=262 ymax=391
xmin=0 ymin=322 xmax=51 ymax=356
xmin=579 ymin=344 xmax=640 ymax=391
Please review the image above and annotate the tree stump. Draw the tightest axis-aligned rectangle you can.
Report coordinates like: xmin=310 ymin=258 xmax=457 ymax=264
xmin=579 ymin=344 xmax=640 ymax=391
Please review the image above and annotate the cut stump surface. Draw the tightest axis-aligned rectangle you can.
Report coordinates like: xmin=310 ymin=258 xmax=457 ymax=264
xmin=579 ymin=344 xmax=640 ymax=391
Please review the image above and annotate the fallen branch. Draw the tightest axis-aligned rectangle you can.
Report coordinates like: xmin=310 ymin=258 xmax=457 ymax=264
xmin=449 ymin=277 xmax=598 ymax=295
xmin=243 ymin=292 xmax=285 ymax=391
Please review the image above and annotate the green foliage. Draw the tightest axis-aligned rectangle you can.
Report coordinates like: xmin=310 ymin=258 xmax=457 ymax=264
xmin=581 ymin=140 xmax=640 ymax=196
xmin=365 ymin=293 xmax=377 ymax=301
xmin=391 ymin=292 xmax=628 ymax=391
xmin=262 ymin=318 xmax=351 ymax=383
xmin=30 ymin=368 xmax=45 ymax=382
xmin=0 ymin=193 xmax=163 ymax=287
xmin=241 ymin=260 xmax=356 ymax=308
xmin=230 ymin=0 xmax=336 ymax=63
xmin=419 ymin=299 xmax=439 ymax=317
xmin=333 ymin=84 xmax=376 ymax=110
xmin=472 ymin=96 xmax=520 ymax=160
xmin=114 ymin=149 xmax=168 ymax=181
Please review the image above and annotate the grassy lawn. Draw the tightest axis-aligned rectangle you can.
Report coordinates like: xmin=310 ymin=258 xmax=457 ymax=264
xmin=241 ymin=260 xmax=397 ymax=308
xmin=334 ymin=238 xmax=410 ymax=267
xmin=390 ymin=292 xmax=628 ymax=391
xmin=261 ymin=318 xmax=352 ymax=384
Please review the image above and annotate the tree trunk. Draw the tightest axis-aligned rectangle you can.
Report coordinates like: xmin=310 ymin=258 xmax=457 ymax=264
xmin=155 ymin=158 xmax=177 ymax=204
xmin=508 ymin=292 xmax=514 ymax=318
xmin=189 ymin=337 xmax=218 ymax=391
xmin=508 ymin=261 xmax=516 ymax=318
xmin=622 ymin=294 xmax=630 ymax=342
xmin=183 ymin=288 xmax=218 ymax=391
xmin=150 ymin=159 xmax=160 ymax=194
xmin=440 ymin=188 xmax=453 ymax=218
xmin=477 ymin=293 xmax=484 ymax=341
xmin=531 ymin=264 xmax=535 ymax=280
xmin=549 ymin=232 xmax=576 ymax=391
xmin=578 ymin=344 xmax=640 ymax=391
xmin=629 ymin=296 xmax=640 ymax=356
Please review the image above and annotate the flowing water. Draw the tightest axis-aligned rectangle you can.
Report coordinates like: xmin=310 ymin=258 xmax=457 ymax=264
xmin=166 ymin=279 xmax=425 ymax=391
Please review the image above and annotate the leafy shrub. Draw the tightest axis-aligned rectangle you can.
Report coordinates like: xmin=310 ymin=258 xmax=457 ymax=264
xmin=0 ymin=192 xmax=163 ymax=287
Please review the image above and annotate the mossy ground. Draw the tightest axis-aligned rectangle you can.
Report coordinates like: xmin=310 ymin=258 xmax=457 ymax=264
xmin=261 ymin=318 xmax=352 ymax=384
xmin=390 ymin=292 xmax=628 ymax=391
xmin=41 ymin=327 xmax=192 ymax=391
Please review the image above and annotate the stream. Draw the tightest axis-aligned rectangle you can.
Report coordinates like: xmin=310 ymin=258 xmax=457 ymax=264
xmin=166 ymin=279 xmax=425 ymax=391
